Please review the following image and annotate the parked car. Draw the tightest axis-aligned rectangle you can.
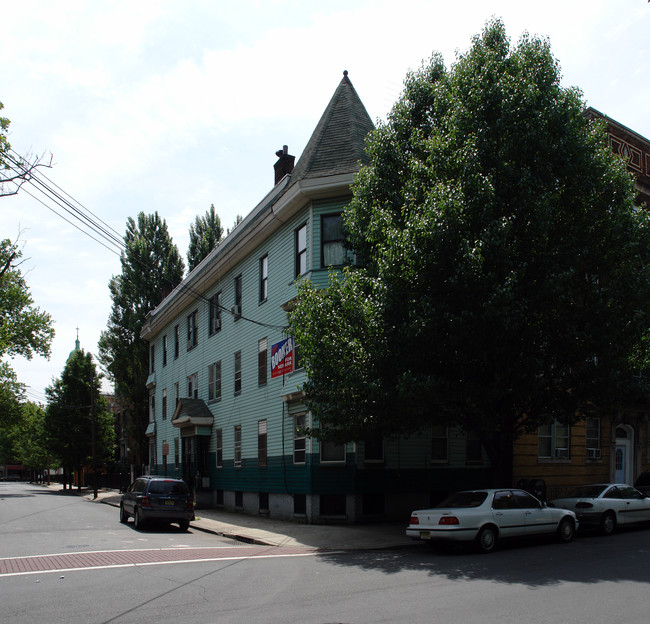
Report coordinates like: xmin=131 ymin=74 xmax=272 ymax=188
xmin=550 ymin=483 xmax=650 ymax=535
xmin=120 ymin=476 xmax=194 ymax=531
xmin=406 ymin=488 xmax=577 ymax=553
xmin=634 ymin=470 xmax=650 ymax=496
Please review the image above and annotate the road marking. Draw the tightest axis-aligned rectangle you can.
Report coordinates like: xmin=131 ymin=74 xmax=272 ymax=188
xmin=0 ymin=546 xmax=326 ymax=578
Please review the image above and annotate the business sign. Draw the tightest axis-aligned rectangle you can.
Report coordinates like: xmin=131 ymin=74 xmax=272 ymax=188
xmin=271 ymin=337 xmax=294 ymax=378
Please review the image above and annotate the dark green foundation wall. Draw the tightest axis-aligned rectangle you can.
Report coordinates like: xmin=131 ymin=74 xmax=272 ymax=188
xmin=188 ymin=452 xmax=494 ymax=500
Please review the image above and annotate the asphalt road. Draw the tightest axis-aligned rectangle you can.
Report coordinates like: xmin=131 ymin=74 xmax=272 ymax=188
xmin=2 ymin=481 xmax=650 ymax=624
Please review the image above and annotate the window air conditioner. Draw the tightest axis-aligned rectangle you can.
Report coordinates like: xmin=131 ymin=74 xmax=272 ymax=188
xmin=554 ymin=448 xmax=569 ymax=459
xmin=586 ymin=448 xmax=601 ymax=460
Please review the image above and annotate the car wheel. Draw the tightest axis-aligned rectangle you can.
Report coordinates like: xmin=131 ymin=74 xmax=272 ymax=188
xmin=600 ymin=511 xmax=616 ymax=536
xmin=557 ymin=517 xmax=575 ymax=543
xmin=178 ymin=519 xmax=190 ymax=532
xmin=476 ymin=525 xmax=498 ymax=553
xmin=134 ymin=508 xmax=145 ymax=531
xmin=119 ymin=504 xmax=128 ymax=524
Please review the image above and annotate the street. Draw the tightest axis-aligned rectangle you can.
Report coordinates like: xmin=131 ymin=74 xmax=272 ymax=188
xmin=2 ymin=481 xmax=650 ymax=623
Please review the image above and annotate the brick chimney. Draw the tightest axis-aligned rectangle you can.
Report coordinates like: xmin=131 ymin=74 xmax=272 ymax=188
xmin=274 ymin=145 xmax=295 ymax=184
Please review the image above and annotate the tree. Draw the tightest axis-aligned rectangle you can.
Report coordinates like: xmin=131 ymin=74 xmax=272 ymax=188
xmin=0 ymin=362 xmax=24 ymax=466
xmin=45 ymin=350 xmax=114 ymax=489
xmin=187 ymin=203 xmax=224 ymax=272
xmin=13 ymin=401 xmax=51 ymax=480
xmin=0 ymin=100 xmax=52 ymax=197
xmin=289 ymin=19 xmax=650 ymax=485
xmin=98 ymin=212 xmax=184 ymax=470
xmin=0 ymin=237 xmax=54 ymax=360
xmin=227 ymin=214 xmax=243 ymax=235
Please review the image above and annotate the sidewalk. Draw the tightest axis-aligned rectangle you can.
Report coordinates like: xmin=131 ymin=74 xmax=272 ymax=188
xmin=63 ymin=486 xmax=415 ymax=551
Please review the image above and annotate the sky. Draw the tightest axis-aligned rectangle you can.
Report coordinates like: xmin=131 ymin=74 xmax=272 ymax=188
xmin=2 ymin=0 xmax=649 ymax=404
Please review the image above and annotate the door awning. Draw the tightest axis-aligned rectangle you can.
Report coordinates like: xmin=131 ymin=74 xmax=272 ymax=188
xmin=171 ymin=398 xmax=214 ymax=435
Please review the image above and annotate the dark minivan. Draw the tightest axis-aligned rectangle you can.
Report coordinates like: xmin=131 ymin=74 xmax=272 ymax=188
xmin=120 ymin=476 xmax=194 ymax=531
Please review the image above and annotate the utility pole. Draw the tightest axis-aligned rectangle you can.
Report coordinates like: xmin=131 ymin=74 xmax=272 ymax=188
xmin=91 ymin=367 xmax=98 ymax=499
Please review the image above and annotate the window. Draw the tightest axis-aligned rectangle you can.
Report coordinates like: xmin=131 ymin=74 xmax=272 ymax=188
xmin=187 ymin=372 xmax=198 ymax=399
xmin=187 ymin=310 xmax=198 ymax=350
xmin=258 ymin=420 xmax=267 ymax=467
xmin=162 ymin=335 xmax=167 ymax=367
xmin=431 ymin=425 xmax=448 ymax=462
xmin=258 ymin=338 xmax=267 ymax=386
xmin=295 ymin=223 xmax=307 ymax=277
xmin=162 ymin=388 xmax=167 ymax=420
xmin=466 ymin=430 xmax=482 ymax=463
xmin=233 ymin=275 xmax=242 ymax=319
xmin=149 ymin=393 xmax=155 ymax=421
xmin=259 ymin=255 xmax=268 ymax=302
xmin=586 ymin=417 xmax=601 ymax=459
xmin=234 ymin=425 xmax=242 ymax=468
xmin=162 ymin=439 xmax=167 ymax=475
xmin=150 ymin=344 xmax=155 ymax=374
xmin=294 ymin=414 xmax=306 ymax=464
xmin=208 ymin=361 xmax=222 ymax=401
xmin=321 ymin=439 xmax=345 ymax=463
xmin=321 ymin=213 xmax=345 ymax=267
xmin=234 ymin=351 xmax=242 ymax=395
xmin=174 ymin=438 xmax=179 ymax=469
xmin=209 ymin=292 xmax=222 ymax=335
xmin=174 ymin=325 xmax=180 ymax=359
xmin=538 ymin=420 xmax=570 ymax=458
xmin=216 ymin=429 xmax=223 ymax=468
xmin=174 ymin=382 xmax=180 ymax=406
xmin=364 ymin=436 xmax=384 ymax=462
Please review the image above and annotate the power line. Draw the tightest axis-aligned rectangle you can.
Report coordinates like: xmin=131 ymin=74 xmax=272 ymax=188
xmin=6 ymin=149 xmax=288 ymax=332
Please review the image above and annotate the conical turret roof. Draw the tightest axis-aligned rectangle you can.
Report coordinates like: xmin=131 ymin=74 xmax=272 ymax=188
xmin=288 ymin=71 xmax=374 ymax=186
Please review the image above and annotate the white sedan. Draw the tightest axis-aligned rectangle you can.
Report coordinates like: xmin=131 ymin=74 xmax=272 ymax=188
xmin=406 ymin=488 xmax=578 ymax=553
xmin=550 ymin=483 xmax=650 ymax=535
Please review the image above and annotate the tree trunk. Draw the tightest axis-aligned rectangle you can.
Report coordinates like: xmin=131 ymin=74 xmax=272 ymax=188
xmin=483 ymin=429 xmax=514 ymax=488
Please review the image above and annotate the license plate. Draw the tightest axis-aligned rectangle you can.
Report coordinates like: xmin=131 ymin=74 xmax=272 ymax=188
xmin=420 ymin=531 xmax=431 ymax=540
xmin=165 ymin=500 xmax=175 ymax=506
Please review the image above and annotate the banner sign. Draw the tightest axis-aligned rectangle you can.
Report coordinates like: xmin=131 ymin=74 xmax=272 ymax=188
xmin=271 ymin=337 xmax=294 ymax=378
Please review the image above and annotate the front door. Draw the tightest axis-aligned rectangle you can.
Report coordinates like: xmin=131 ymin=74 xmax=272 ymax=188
xmin=615 ymin=445 xmax=626 ymax=483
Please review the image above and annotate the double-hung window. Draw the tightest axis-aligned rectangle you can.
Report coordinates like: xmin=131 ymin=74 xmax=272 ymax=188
xmin=258 ymin=338 xmax=267 ymax=386
xmin=294 ymin=414 xmax=306 ymax=464
xmin=538 ymin=419 xmax=570 ymax=459
xmin=234 ymin=425 xmax=242 ymax=468
xmin=259 ymin=255 xmax=268 ymax=303
xmin=174 ymin=325 xmax=180 ymax=359
xmin=233 ymin=275 xmax=242 ymax=319
xmin=150 ymin=345 xmax=155 ymax=374
xmin=208 ymin=361 xmax=221 ymax=401
xmin=258 ymin=420 xmax=267 ymax=467
xmin=295 ymin=223 xmax=307 ymax=277
xmin=586 ymin=417 xmax=601 ymax=459
xmin=321 ymin=213 xmax=346 ymax=267
xmin=162 ymin=335 xmax=167 ymax=367
xmin=187 ymin=372 xmax=198 ymax=399
xmin=209 ymin=292 xmax=222 ymax=335
xmin=162 ymin=388 xmax=167 ymax=420
xmin=216 ymin=429 xmax=223 ymax=468
xmin=187 ymin=310 xmax=198 ymax=350
xmin=234 ymin=351 xmax=242 ymax=395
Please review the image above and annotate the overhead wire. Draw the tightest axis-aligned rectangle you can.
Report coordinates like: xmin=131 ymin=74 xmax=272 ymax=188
xmin=5 ymin=149 xmax=288 ymax=332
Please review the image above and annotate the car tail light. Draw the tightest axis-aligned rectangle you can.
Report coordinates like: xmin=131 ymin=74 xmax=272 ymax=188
xmin=188 ymin=497 xmax=194 ymax=510
xmin=439 ymin=516 xmax=459 ymax=525
xmin=410 ymin=516 xmax=419 ymax=525
xmin=575 ymin=502 xmax=593 ymax=509
xmin=140 ymin=496 xmax=151 ymax=508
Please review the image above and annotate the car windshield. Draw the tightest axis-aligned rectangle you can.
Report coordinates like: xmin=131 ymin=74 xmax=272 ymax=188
xmin=435 ymin=491 xmax=488 ymax=508
xmin=564 ymin=485 xmax=608 ymax=498
xmin=148 ymin=480 xmax=189 ymax=495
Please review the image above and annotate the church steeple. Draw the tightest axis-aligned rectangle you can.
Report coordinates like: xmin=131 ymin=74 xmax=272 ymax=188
xmin=68 ymin=327 xmax=82 ymax=361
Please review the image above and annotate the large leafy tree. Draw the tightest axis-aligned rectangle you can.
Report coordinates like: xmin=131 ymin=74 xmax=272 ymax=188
xmin=289 ymin=20 xmax=650 ymax=485
xmin=45 ymin=349 xmax=114 ymax=489
xmin=187 ymin=203 xmax=224 ymax=272
xmin=98 ymin=212 xmax=184 ymax=470
xmin=0 ymin=237 xmax=54 ymax=360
